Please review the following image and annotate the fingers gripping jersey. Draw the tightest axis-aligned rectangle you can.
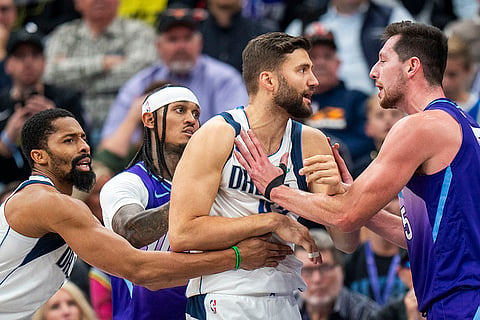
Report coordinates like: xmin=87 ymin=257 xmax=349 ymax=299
xmin=0 ymin=176 xmax=76 ymax=320
xmin=186 ymin=107 xmax=308 ymax=297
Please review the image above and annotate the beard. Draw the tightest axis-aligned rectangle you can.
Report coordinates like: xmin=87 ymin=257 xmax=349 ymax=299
xmin=380 ymin=73 xmax=405 ymax=110
xmin=64 ymin=154 xmax=96 ymax=192
xmin=274 ymin=74 xmax=313 ymax=118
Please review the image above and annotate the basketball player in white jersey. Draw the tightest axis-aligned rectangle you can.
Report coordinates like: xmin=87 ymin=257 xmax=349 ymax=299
xmin=169 ymin=32 xmax=359 ymax=319
xmin=0 ymin=108 xmax=296 ymax=319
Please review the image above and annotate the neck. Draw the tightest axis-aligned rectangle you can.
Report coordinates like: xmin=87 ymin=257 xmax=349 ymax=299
xmin=152 ymin=142 xmax=185 ymax=180
xmin=244 ymin=100 xmax=290 ymax=155
xmin=306 ymin=301 xmax=334 ymax=320
xmin=31 ymin=168 xmax=73 ymax=195
xmin=85 ymin=17 xmax=114 ymax=37
xmin=403 ymin=83 xmax=445 ymax=114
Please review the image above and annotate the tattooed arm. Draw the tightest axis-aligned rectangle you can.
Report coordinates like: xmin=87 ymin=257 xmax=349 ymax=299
xmin=112 ymin=203 xmax=170 ymax=248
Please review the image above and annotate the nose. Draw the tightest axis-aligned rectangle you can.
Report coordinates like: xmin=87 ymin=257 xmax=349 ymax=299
xmin=309 ymin=69 xmax=319 ymax=87
xmin=80 ymin=137 xmax=91 ymax=154
xmin=370 ymin=61 xmax=379 ymax=80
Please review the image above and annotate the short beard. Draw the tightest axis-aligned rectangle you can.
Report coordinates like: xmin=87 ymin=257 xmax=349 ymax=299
xmin=275 ymin=74 xmax=312 ymax=118
xmin=65 ymin=155 xmax=96 ymax=192
xmin=380 ymin=73 xmax=405 ymax=110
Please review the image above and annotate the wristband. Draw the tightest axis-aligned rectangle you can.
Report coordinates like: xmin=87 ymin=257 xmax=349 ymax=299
xmin=232 ymin=246 xmax=241 ymax=269
xmin=264 ymin=163 xmax=287 ymax=200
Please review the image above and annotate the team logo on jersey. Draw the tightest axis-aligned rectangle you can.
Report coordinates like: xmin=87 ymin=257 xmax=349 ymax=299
xmin=56 ymin=248 xmax=76 ymax=277
xmin=209 ymin=299 xmax=217 ymax=314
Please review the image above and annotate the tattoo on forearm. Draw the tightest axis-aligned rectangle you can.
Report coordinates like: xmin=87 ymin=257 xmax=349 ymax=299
xmin=112 ymin=203 xmax=170 ymax=248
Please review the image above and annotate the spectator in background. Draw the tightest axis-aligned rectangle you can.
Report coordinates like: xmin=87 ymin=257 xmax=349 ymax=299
xmin=44 ymin=0 xmax=157 ymax=147
xmin=285 ymin=0 xmax=413 ymax=95
xmin=296 ymin=229 xmax=380 ymax=320
xmin=200 ymin=0 xmax=275 ymax=72
xmin=442 ymin=35 xmax=479 ymax=112
xmin=0 ymin=0 xmax=17 ymax=90
xmin=32 ymin=281 xmax=98 ymax=320
xmin=372 ymin=251 xmax=423 ymax=320
xmin=301 ymin=23 xmax=374 ymax=178
xmin=0 ymin=26 xmax=87 ymax=187
xmin=101 ymin=6 xmax=248 ymax=142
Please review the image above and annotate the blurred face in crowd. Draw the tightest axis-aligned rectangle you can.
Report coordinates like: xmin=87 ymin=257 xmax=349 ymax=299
xmin=442 ymin=56 xmax=471 ymax=100
xmin=274 ymin=49 xmax=318 ymax=118
xmin=0 ymin=0 xmax=16 ymax=31
xmin=297 ymin=249 xmax=343 ymax=307
xmin=156 ymin=26 xmax=202 ymax=75
xmin=309 ymin=43 xmax=340 ymax=94
xmin=74 ymin=0 xmax=119 ymax=23
xmin=6 ymin=44 xmax=45 ymax=87
xmin=42 ymin=288 xmax=81 ymax=320
xmin=365 ymin=96 xmax=405 ymax=148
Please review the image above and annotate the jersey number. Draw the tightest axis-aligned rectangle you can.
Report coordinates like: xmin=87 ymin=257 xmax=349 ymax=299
xmin=400 ymin=205 xmax=413 ymax=241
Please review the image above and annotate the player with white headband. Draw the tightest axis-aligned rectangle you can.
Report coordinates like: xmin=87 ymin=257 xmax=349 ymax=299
xmin=100 ymin=84 xmax=292 ymax=319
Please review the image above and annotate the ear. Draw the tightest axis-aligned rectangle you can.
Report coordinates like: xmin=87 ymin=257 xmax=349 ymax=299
xmin=259 ymin=71 xmax=275 ymax=93
xmin=142 ymin=112 xmax=155 ymax=129
xmin=406 ymin=57 xmax=421 ymax=78
xmin=31 ymin=149 xmax=49 ymax=165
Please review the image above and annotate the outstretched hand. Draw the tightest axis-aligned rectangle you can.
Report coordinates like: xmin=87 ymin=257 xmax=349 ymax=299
xmin=299 ymin=141 xmax=353 ymax=194
xmin=234 ymin=130 xmax=289 ymax=197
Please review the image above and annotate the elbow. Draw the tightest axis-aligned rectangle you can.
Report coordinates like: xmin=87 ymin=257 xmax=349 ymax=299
xmin=168 ymin=231 xmax=191 ymax=252
xmin=335 ymin=214 xmax=362 ymax=234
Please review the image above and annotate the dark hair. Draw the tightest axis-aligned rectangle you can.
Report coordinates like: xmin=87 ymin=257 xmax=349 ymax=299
xmin=21 ymin=108 xmax=75 ymax=168
xmin=382 ymin=21 xmax=448 ymax=86
xmin=242 ymin=32 xmax=311 ymax=96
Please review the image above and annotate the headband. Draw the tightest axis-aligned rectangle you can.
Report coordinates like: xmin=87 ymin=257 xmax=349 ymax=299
xmin=142 ymin=86 xmax=200 ymax=115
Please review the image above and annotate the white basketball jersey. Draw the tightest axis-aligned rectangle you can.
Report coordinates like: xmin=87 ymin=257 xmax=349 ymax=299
xmin=187 ymin=107 xmax=308 ymax=297
xmin=0 ymin=176 xmax=76 ymax=319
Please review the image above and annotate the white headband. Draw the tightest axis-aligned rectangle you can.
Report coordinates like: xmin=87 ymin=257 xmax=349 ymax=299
xmin=142 ymin=86 xmax=200 ymax=115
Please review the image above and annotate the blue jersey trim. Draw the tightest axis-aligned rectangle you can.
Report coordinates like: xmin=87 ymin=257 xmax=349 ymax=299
xmin=123 ymin=279 xmax=134 ymax=298
xmin=290 ymin=121 xmax=307 ymax=191
xmin=432 ymin=166 xmax=452 ymax=243
xmin=474 ymin=305 xmax=480 ymax=320
xmin=186 ymin=294 xmax=207 ymax=320
xmin=220 ymin=112 xmax=241 ymax=136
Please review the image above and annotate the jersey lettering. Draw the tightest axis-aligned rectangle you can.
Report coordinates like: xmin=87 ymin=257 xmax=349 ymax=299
xmin=56 ymin=248 xmax=76 ymax=277
xmin=400 ymin=205 xmax=413 ymax=241
xmin=228 ymin=165 xmax=263 ymax=195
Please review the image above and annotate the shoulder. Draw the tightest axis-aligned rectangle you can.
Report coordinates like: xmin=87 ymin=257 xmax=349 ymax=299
xmin=301 ymin=124 xmax=331 ymax=157
xmin=49 ymin=19 xmax=83 ymax=38
xmin=115 ymin=17 xmax=155 ymax=35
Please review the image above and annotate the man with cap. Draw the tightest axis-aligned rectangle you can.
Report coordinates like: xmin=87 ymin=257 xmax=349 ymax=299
xmin=99 ymin=85 xmax=289 ymax=319
xmin=0 ymin=26 xmax=87 ymax=188
xmin=301 ymin=23 xmax=374 ymax=179
xmin=100 ymin=5 xmax=248 ymax=144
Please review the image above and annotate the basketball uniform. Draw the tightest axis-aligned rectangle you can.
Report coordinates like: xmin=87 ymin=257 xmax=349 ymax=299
xmin=186 ymin=107 xmax=308 ymax=319
xmin=0 ymin=176 xmax=76 ymax=319
xmin=399 ymin=99 xmax=480 ymax=319
xmin=100 ymin=161 xmax=186 ymax=320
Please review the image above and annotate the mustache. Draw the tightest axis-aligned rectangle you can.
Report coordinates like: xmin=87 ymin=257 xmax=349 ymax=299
xmin=71 ymin=154 xmax=91 ymax=168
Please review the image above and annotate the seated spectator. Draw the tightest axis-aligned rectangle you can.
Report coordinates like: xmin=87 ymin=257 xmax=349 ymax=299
xmin=296 ymin=228 xmax=380 ymax=320
xmin=344 ymin=226 xmax=407 ymax=307
xmin=300 ymin=24 xmax=374 ymax=178
xmin=101 ymin=6 xmax=248 ymax=141
xmin=0 ymin=26 xmax=87 ymax=186
xmin=443 ymin=35 xmax=479 ymax=112
xmin=0 ymin=0 xmax=17 ymax=90
xmin=44 ymin=0 xmax=157 ymax=147
xmin=200 ymin=0 xmax=276 ymax=72
xmin=32 ymin=281 xmax=98 ymax=320
xmin=286 ymin=0 xmax=413 ymax=95
xmin=372 ymin=251 xmax=423 ymax=320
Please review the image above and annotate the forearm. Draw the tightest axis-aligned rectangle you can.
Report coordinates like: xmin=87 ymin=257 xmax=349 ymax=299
xmin=98 ymin=117 xmax=139 ymax=158
xmin=131 ymin=249 xmax=237 ymax=290
xmin=113 ymin=204 xmax=169 ymax=248
xmin=169 ymin=213 xmax=280 ymax=252
xmin=364 ymin=210 xmax=407 ymax=248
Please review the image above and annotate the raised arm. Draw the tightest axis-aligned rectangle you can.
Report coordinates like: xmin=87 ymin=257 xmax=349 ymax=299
xmin=169 ymin=118 xmax=319 ymax=258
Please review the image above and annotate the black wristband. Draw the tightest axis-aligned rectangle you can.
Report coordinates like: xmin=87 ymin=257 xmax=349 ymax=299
xmin=264 ymin=163 xmax=287 ymax=200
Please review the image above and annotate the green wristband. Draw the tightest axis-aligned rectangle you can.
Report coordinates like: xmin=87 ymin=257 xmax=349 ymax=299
xmin=232 ymin=246 xmax=241 ymax=269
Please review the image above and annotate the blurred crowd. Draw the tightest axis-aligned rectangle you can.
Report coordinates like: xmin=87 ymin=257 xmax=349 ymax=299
xmin=1 ymin=0 xmax=479 ymax=319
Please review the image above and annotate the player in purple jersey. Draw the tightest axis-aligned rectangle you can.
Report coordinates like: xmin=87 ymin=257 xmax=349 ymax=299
xmin=235 ymin=21 xmax=480 ymax=319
